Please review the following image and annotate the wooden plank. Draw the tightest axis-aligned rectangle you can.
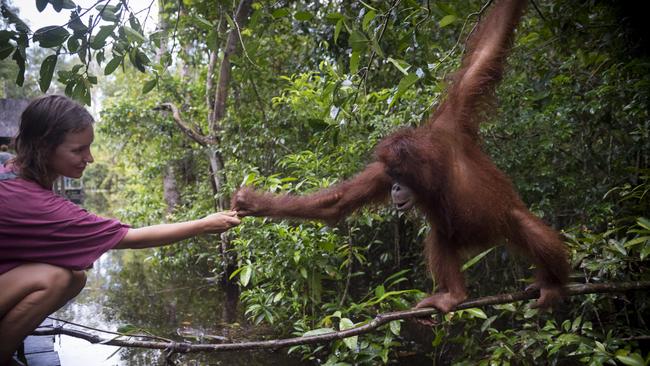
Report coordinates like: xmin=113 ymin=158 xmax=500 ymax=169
xmin=22 ymin=318 xmax=61 ymax=366
xmin=23 ymin=336 xmax=53 ymax=354
xmin=24 ymin=351 xmax=61 ymax=366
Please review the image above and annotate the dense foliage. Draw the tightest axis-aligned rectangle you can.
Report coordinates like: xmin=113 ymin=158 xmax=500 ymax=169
xmin=2 ymin=0 xmax=648 ymax=364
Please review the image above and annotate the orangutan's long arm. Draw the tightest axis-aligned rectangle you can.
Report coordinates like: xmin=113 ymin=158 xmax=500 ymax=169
xmin=232 ymin=162 xmax=392 ymax=223
xmin=431 ymin=0 xmax=527 ymax=137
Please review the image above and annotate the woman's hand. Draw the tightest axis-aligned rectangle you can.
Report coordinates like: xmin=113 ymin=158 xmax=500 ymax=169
xmin=200 ymin=210 xmax=241 ymax=234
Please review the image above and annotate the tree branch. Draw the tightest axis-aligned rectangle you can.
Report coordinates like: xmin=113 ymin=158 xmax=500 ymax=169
xmin=155 ymin=103 xmax=216 ymax=146
xmin=33 ymin=281 xmax=650 ymax=353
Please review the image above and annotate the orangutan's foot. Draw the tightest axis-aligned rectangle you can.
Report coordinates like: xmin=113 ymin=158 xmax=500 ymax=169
xmin=415 ymin=292 xmax=466 ymax=313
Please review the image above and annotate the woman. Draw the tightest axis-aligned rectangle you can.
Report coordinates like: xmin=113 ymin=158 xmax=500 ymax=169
xmin=0 ymin=95 xmax=240 ymax=365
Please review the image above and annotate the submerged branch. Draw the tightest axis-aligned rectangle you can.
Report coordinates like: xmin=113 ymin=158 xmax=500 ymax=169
xmin=33 ymin=281 xmax=650 ymax=353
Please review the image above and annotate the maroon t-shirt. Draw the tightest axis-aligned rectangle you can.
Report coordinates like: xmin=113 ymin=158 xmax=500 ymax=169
xmin=0 ymin=164 xmax=129 ymax=274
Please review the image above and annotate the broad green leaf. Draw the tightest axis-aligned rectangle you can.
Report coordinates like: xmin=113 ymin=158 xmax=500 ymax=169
xmin=389 ymin=320 xmax=401 ymax=335
xmin=334 ymin=19 xmax=343 ymax=44
xmin=339 ymin=318 xmax=357 ymax=350
xmin=142 ymin=78 xmax=157 ymax=94
xmin=464 ymin=308 xmax=487 ymax=319
xmin=303 ymin=327 xmax=334 ymax=337
xmin=349 ymin=31 xmax=368 ymax=52
xmin=624 ymin=236 xmax=649 ymax=248
xmin=90 ymin=25 xmax=115 ymax=49
xmin=192 ymin=15 xmax=213 ymax=31
xmin=36 ymin=0 xmax=48 ymax=12
xmin=61 ymin=0 xmax=75 ymax=9
xmin=615 ymin=354 xmax=644 ymax=366
xmin=67 ymin=37 xmax=79 ymax=52
xmin=349 ymin=51 xmax=360 ymax=74
xmin=12 ymin=49 xmax=25 ymax=86
xmin=295 ymin=11 xmax=313 ymax=21
xmin=439 ymin=15 xmax=457 ymax=27
xmin=240 ymin=265 xmax=252 ymax=286
xmin=326 ymin=12 xmax=344 ymax=22
xmin=73 ymin=78 xmax=91 ymax=105
xmin=129 ymin=14 xmax=142 ymax=32
xmin=388 ymin=72 xmax=419 ymax=109
xmin=39 ymin=54 xmax=57 ymax=92
xmin=0 ymin=44 xmax=15 ymax=60
xmin=374 ymin=285 xmax=385 ymax=298
xmin=370 ymin=36 xmax=383 ymax=58
xmin=271 ymin=8 xmax=290 ymax=19
xmin=104 ymin=56 xmax=122 ymax=75
xmin=387 ymin=57 xmax=410 ymax=75
xmin=362 ymin=10 xmax=376 ymax=32
xmin=123 ymin=26 xmax=146 ymax=44
xmin=34 ymin=26 xmax=69 ymax=48
xmin=99 ymin=8 xmax=118 ymax=22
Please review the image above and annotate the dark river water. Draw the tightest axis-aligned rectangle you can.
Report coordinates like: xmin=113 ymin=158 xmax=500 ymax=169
xmin=53 ymin=250 xmax=303 ymax=365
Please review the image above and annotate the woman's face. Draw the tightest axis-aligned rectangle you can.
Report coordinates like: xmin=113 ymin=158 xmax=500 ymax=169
xmin=49 ymin=126 xmax=95 ymax=179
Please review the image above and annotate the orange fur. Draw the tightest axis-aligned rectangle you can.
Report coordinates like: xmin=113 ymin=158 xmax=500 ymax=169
xmin=233 ymin=0 xmax=568 ymax=312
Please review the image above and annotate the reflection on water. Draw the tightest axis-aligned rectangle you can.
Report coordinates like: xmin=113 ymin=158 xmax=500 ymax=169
xmin=54 ymin=250 xmax=302 ymax=365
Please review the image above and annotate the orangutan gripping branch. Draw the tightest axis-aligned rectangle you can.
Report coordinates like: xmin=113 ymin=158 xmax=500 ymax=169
xmin=232 ymin=0 xmax=569 ymax=313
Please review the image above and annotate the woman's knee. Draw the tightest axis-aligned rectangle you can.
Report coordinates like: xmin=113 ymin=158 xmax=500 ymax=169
xmin=68 ymin=271 xmax=87 ymax=297
xmin=34 ymin=265 xmax=86 ymax=299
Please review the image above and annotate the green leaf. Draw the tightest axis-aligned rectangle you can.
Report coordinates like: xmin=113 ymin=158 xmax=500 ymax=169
xmin=39 ymin=54 xmax=58 ymax=93
xmin=12 ymin=48 xmax=25 ymax=86
xmin=334 ymin=19 xmax=343 ymax=44
xmin=302 ymin=327 xmax=335 ymax=337
xmin=294 ymin=11 xmax=313 ymax=21
xmin=439 ymin=15 xmax=457 ymax=28
xmin=240 ymin=265 xmax=252 ymax=287
xmin=123 ymin=26 xmax=146 ymax=44
xmin=462 ymin=247 xmax=494 ymax=271
xmin=389 ymin=320 xmax=401 ymax=335
xmin=193 ymin=15 xmax=213 ymax=31
xmin=33 ymin=26 xmax=69 ymax=48
xmin=386 ymin=57 xmax=410 ymax=75
xmin=388 ymin=72 xmax=419 ymax=110
xmin=142 ymin=78 xmax=157 ymax=94
xmin=69 ymin=12 xmax=88 ymax=35
xmin=98 ymin=7 xmax=118 ymax=22
xmin=90 ymin=25 xmax=115 ymax=49
xmin=464 ymin=307 xmax=487 ymax=319
xmin=36 ymin=0 xmax=48 ymax=12
xmin=370 ymin=36 xmax=383 ymax=58
xmin=73 ymin=78 xmax=91 ymax=105
xmin=271 ymin=8 xmax=290 ymax=19
xmin=116 ymin=324 xmax=139 ymax=334
xmin=349 ymin=51 xmax=360 ymax=74
xmin=104 ymin=56 xmax=122 ymax=75
xmin=615 ymin=354 xmax=644 ymax=366
xmin=637 ymin=217 xmax=650 ymax=230
xmin=67 ymin=37 xmax=79 ymax=52
xmin=61 ymin=0 xmax=75 ymax=9
xmin=0 ymin=44 xmax=15 ymax=60
xmin=50 ymin=0 xmax=63 ymax=12
xmin=129 ymin=14 xmax=142 ymax=33
xmin=481 ymin=315 xmax=497 ymax=332
xmin=348 ymin=31 xmax=368 ymax=52
xmin=374 ymin=285 xmax=385 ymax=298
xmin=362 ymin=10 xmax=376 ymax=32
xmin=339 ymin=318 xmax=357 ymax=350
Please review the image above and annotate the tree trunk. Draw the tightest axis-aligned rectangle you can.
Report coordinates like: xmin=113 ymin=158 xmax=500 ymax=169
xmin=162 ymin=164 xmax=180 ymax=214
xmin=206 ymin=0 xmax=254 ymax=324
